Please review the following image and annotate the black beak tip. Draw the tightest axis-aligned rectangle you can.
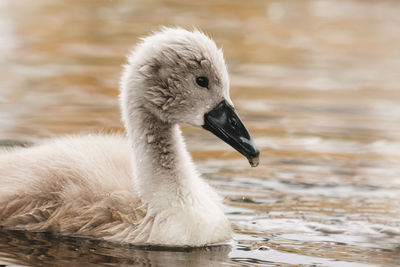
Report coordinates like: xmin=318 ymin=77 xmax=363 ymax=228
xmin=247 ymin=150 xmax=260 ymax=167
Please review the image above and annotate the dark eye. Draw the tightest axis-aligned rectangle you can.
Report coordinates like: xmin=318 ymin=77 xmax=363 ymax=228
xmin=196 ymin=77 xmax=209 ymax=88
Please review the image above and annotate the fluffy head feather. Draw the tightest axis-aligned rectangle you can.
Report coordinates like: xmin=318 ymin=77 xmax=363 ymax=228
xmin=120 ymin=27 xmax=232 ymax=127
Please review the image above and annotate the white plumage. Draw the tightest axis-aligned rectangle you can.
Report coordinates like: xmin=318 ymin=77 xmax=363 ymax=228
xmin=0 ymin=27 xmax=258 ymax=247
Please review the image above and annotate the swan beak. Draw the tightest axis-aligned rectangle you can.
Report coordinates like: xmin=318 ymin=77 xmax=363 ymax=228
xmin=202 ymin=100 xmax=260 ymax=167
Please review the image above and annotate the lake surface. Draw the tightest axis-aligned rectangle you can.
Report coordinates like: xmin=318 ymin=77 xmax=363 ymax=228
xmin=0 ymin=0 xmax=400 ymax=266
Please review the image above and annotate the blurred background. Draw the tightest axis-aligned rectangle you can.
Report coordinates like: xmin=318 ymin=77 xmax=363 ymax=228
xmin=0 ymin=0 xmax=399 ymax=266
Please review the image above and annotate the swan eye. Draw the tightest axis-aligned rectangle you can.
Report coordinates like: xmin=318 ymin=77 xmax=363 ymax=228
xmin=196 ymin=77 xmax=209 ymax=88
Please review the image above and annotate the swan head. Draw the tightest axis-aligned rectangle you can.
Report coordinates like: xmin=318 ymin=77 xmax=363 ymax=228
xmin=121 ymin=27 xmax=259 ymax=166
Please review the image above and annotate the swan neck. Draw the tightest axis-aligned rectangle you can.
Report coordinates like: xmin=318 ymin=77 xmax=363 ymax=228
xmin=126 ymin=108 xmax=197 ymax=207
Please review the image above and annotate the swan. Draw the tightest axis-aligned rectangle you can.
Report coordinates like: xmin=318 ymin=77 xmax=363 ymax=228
xmin=0 ymin=27 xmax=259 ymax=247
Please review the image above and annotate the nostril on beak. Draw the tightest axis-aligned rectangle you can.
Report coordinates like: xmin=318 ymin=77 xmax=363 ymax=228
xmin=228 ymin=117 xmax=238 ymax=127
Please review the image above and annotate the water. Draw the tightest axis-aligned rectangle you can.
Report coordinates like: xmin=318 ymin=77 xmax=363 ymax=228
xmin=1 ymin=0 xmax=400 ymax=266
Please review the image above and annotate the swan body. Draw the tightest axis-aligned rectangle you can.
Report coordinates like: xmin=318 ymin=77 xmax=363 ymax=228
xmin=0 ymin=28 xmax=259 ymax=247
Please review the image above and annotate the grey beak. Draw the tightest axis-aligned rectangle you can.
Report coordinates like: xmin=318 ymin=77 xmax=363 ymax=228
xmin=202 ymin=100 xmax=260 ymax=167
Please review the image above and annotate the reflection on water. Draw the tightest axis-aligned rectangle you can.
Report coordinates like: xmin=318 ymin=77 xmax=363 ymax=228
xmin=0 ymin=229 xmax=231 ymax=266
xmin=0 ymin=0 xmax=400 ymax=266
